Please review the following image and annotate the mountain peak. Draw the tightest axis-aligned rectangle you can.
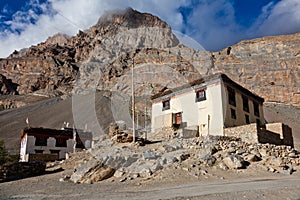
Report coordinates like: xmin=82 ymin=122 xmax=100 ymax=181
xmin=96 ymin=7 xmax=170 ymax=29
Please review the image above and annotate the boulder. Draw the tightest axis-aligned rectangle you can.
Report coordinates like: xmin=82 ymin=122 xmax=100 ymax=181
xmin=223 ymin=155 xmax=246 ymax=169
xmin=142 ymin=150 xmax=157 ymax=160
xmin=160 ymin=156 xmax=178 ymax=166
xmin=244 ymin=154 xmax=261 ymax=162
xmin=70 ymin=158 xmax=115 ymax=184
xmin=219 ymin=162 xmax=229 ymax=170
xmin=200 ymin=155 xmax=216 ymax=167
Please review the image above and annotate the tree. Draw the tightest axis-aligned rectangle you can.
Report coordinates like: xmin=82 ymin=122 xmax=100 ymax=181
xmin=0 ymin=140 xmax=9 ymax=165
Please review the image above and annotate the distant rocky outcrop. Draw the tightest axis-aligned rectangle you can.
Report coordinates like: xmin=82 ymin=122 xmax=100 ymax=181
xmin=214 ymin=33 xmax=300 ymax=106
xmin=0 ymin=8 xmax=299 ymax=106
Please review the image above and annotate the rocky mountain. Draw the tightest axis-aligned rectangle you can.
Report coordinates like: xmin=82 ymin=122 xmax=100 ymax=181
xmin=0 ymin=8 xmax=299 ymax=107
xmin=214 ymin=34 xmax=300 ymax=106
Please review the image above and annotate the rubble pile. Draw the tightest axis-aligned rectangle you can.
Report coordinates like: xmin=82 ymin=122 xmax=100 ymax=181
xmin=65 ymin=135 xmax=300 ymax=184
xmin=108 ymin=122 xmax=133 ymax=143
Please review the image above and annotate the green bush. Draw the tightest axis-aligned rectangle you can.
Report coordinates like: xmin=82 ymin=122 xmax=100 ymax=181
xmin=0 ymin=140 xmax=19 ymax=166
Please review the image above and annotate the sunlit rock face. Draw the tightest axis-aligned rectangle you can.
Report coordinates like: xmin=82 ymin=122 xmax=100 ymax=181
xmin=0 ymin=7 xmax=299 ymax=106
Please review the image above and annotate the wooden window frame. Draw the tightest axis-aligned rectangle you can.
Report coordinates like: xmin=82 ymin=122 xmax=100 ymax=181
xmin=242 ymin=95 xmax=249 ymax=112
xmin=55 ymin=137 xmax=67 ymax=147
xmin=195 ymin=89 xmax=206 ymax=102
xmin=228 ymin=87 xmax=236 ymax=107
xmin=162 ymin=99 xmax=170 ymax=111
xmin=245 ymin=114 xmax=250 ymax=124
xmin=253 ymin=102 xmax=260 ymax=117
xmin=231 ymin=108 xmax=236 ymax=119
xmin=35 ymin=136 xmax=48 ymax=146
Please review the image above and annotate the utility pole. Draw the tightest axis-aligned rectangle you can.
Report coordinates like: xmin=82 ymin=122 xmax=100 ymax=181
xmin=132 ymin=58 xmax=136 ymax=143
xmin=207 ymin=114 xmax=210 ymax=136
xmin=73 ymin=125 xmax=76 ymax=153
xmin=145 ymin=98 xmax=147 ymax=141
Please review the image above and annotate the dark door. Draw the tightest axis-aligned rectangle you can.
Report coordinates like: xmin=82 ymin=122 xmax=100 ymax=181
xmin=174 ymin=112 xmax=182 ymax=125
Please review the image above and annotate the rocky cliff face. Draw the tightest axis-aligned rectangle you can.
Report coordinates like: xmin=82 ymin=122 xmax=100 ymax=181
xmin=0 ymin=8 xmax=299 ymax=106
xmin=213 ymin=34 xmax=300 ymax=106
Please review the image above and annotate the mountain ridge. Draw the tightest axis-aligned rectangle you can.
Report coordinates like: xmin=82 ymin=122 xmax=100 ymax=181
xmin=0 ymin=8 xmax=299 ymax=106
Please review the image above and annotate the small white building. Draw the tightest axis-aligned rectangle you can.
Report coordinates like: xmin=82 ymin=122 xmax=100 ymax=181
xmin=151 ymin=73 xmax=265 ymax=137
xmin=20 ymin=127 xmax=92 ymax=162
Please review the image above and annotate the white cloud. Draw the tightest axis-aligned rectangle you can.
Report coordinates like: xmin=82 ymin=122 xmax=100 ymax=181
xmin=181 ymin=0 xmax=244 ymax=51
xmin=0 ymin=0 xmax=190 ymax=58
xmin=0 ymin=0 xmax=299 ymax=58
xmin=253 ymin=0 xmax=300 ymax=36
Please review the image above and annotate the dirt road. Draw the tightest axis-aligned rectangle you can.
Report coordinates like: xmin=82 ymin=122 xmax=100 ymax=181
xmin=1 ymin=171 xmax=300 ymax=200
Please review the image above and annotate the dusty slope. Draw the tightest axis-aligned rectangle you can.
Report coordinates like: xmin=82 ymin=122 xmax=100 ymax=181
xmin=1 ymin=97 xmax=300 ymax=152
xmin=0 ymin=92 xmax=117 ymax=151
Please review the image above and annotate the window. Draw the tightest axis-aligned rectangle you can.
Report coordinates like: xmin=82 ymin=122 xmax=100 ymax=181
xmin=242 ymin=95 xmax=249 ymax=112
xmin=50 ymin=150 xmax=60 ymax=155
xmin=162 ymin=99 xmax=170 ymax=111
xmin=35 ymin=137 xmax=47 ymax=146
xmin=231 ymin=108 xmax=236 ymax=119
xmin=245 ymin=114 xmax=250 ymax=124
xmin=56 ymin=138 xmax=67 ymax=147
xmin=35 ymin=150 xmax=44 ymax=154
xmin=228 ymin=87 xmax=236 ymax=106
xmin=195 ymin=89 xmax=206 ymax=102
xmin=253 ymin=102 xmax=260 ymax=117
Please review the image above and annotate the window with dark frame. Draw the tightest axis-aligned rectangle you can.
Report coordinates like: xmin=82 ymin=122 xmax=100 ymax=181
xmin=162 ymin=99 xmax=170 ymax=111
xmin=195 ymin=89 xmax=206 ymax=102
xmin=35 ymin=136 xmax=48 ymax=146
xmin=242 ymin=95 xmax=249 ymax=112
xmin=231 ymin=108 xmax=236 ymax=119
xmin=253 ymin=102 xmax=260 ymax=117
xmin=50 ymin=149 xmax=60 ymax=155
xmin=228 ymin=87 xmax=236 ymax=106
xmin=245 ymin=114 xmax=250 ymax=124
xmin=55 ymin=137 xmax=67 ymax=147
xmin=35 ymin=150 xmax=44 ymax=154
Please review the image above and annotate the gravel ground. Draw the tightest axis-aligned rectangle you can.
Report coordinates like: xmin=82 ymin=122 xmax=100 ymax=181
xmin=1 ymin=167 xmax=300 ymax=200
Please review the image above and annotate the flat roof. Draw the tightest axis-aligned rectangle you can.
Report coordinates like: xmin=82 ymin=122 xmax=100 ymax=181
xmin=151 ymin=73 xmax=264 ymax=103
xmin=22 ymin=127 xmax=93 ymax=139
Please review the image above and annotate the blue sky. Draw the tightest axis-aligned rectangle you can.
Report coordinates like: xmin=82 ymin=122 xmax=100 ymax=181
xmin=0 ymin=0 xmax=299 ymax=58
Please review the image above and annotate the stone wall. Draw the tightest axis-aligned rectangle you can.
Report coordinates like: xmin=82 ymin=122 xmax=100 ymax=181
xmin=257 ymin=128 xmax=282 ymax=146
xmin=264 ymin=123 xmax=293 ymax=147
xmin=0 ymin=161 xmax=46 ymax=182
xmin=224 ymin=122 xmax=294 ymax=147
xmin=28 ymin=153 xmax=59 ymax=162
xmin=181 ymin=126 xmax=199 ymax=139
xmin=224 ymin=123 xmax=258 ymax=143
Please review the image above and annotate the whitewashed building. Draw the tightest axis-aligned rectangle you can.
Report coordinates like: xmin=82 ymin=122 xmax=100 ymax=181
xmin=20 ymin=127 xmax=92 ymax=162
xmin=151 ymin=73 xmax=265 ymax=136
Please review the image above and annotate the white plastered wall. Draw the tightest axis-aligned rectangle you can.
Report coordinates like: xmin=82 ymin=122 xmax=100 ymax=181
xmin=151 ymin=80 xmax=225 ymax=136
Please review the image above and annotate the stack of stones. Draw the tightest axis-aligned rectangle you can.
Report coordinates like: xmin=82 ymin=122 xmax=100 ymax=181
xmin=65 ymin=135 xmax=300 ymax=184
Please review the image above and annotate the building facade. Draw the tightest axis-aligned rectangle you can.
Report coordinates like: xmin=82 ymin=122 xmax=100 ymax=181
xmin=151 ymin=73 xmax=265 ymax=136
xmin=20 ymin=127 xmax=92 ymax=162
